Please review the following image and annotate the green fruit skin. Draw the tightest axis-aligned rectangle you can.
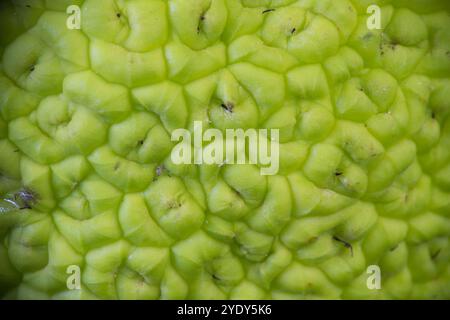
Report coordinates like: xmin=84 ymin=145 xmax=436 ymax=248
xmin=0 ymin=0 xmax=449 ymax=300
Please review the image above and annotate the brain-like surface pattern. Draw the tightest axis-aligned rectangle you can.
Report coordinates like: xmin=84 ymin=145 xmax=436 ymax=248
xmin=0 ymin=0 xmax=449 ymax=299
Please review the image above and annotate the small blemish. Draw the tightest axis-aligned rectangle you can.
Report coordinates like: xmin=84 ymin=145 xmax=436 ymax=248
xmin=390 ymin=245 xmax=398 ymax=252
xmin=29 ymin=65 xmax=35 ymax=72
xmin=14 ymin=188 xmax=38 ymax=210
xmin=116 ymin=13 xmax=121 ymax=18
xmin=212 ymin=274 xmax=221 ymax=281
xmin=156 ymin=165 xmax=164 ymax=177
xmin=221 ymin=102 xmax=234 ymax=113
xmin=262 ymin=8 xmax=275 ymax=14
xmin=431 ymin=249 xmax=441 ymax=260
xmin=197 ymin=15 xmax=206 ymax=34
xmin=167 ymin=200 xmax=181 ymax=209
xmin=291 ymin=28 xmax=296 ymax=34
xmin=114 ymin=162 xmax=121 ymax=171
xmin=333 ymin=236 xmax=353 ymax=257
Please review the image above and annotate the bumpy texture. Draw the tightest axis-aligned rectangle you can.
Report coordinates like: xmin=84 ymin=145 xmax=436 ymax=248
xmin=0 ymin=0 xmax=449 ymax=300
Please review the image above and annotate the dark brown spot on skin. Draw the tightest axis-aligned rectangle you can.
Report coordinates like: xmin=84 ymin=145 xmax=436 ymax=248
xmin=221 ymin=102 xmax=234 ymax=113
xmin=137 ymin=140 xmax=144 ymax=146
xmin=167 ymin=200 xmax=181 ymax=209
xmin=390 ymin=245 xmax=398 ymax=252
xmin=335 ymin=171 xmax=343 ymax=177
xmin=379 ymin=39 xmax=386 ymax=56
xmin=29 ymin=65 xmax=35 ymax=72
xmin=197 ymin=15 xmax=206 ymax=34
xmin=14 ymin=188 xmax=38 ymax=210
xmin=291 ymin=28 xmax=296 ymax=34
xmin=212 ymin=274 xmax=221 ymax=281
xmin=431 ymin=249 xmax=441 ymax=260
xmin=333 ymin=236 xmax=353 ymax=257
xmin=262 ymin=9 xmax=275 ymax=14
xmin=116 ymin=13 xmax=121 ymax=18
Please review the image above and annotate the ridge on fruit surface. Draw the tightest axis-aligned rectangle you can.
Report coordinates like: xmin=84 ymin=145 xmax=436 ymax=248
xmin=0 ymin=0 xmax=449 ymax=300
